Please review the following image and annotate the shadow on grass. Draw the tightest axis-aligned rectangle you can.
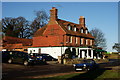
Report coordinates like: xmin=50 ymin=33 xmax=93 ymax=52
xmin=67 ymin=68 xmax=112 ymax=80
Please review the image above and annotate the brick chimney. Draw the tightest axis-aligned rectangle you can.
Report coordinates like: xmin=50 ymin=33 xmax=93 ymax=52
xmin=79 ymin=16 xmax=85 ymax=27
xmin=50 ymin=7 xmax=58 ymax=21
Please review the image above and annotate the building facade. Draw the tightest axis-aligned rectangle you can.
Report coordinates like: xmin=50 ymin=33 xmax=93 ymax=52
xmin=28 ymin=7 xmax=97 ymax=59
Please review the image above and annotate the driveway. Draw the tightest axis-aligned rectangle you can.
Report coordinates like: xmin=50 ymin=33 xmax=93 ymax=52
xmin=2 ymin=62 xmax=74 ymax=80
xmin=2 ymin=59 xmax=120 ymax=80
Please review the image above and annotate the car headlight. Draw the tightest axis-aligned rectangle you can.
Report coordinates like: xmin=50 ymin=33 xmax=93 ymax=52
xmin=83 ymin=64 xmax=86 ymax=67
xmin=73 ymin=64 xmax=76 ymax=67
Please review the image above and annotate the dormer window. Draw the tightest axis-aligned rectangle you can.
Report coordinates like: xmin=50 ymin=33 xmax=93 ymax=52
xmin=85 ymin=30 xmax=88 ymax=34
xmin=74 ymin=27 xmax=77 ymax=31
xmin=68 ymin=25 xmax=72 ymax=30
xmin=81 ymin=29 xmax=84 ymax=33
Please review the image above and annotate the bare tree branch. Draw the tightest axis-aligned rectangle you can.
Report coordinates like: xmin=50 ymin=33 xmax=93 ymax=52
xmin=90 ymin=28 xmax=107 ymax=50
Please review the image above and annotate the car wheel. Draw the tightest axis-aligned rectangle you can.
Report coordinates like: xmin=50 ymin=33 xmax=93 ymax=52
xmin=86 ymin=68 xmax=90 ymax=71
xmin=52 ymin=59 xmax=54 ymax=61
xmin=8 ymin=59 xmax=12 ymax=64
xmin=24 ymin=61 xmax=29 ymax=66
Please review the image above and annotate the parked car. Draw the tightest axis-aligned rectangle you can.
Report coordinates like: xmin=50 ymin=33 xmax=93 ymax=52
xmin=36 ymin=54 xmax=57 ymax=61
xmin=2 ymin=51 xmax=11 ymax=63
xmin=2 ymin=51 xmax=42 ymax=66
xmin=73 ymin=59 xmax=99 ymax=71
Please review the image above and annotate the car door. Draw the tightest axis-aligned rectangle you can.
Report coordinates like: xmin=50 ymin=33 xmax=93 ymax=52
xmin=13 ymin=51 xmax=23 ymax=63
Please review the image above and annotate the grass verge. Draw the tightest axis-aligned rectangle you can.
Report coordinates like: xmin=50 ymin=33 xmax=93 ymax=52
xmin=26 ymin=68 xmax=120 ymax=80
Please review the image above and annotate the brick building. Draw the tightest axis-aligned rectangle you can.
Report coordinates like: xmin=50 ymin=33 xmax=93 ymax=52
xmin=28 ymin=7 xmax=96 ymax=59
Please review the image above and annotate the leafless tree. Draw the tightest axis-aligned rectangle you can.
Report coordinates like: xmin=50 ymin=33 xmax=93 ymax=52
xmin=30 ymin=10 xmax=49 ymax=37
xmin=113 ymin=43 xmax=120 ymax=52
xmin=2 ymin=17 xmax=30 ymax=38
xmin=90 ymin=28 xmax=107 ymax=50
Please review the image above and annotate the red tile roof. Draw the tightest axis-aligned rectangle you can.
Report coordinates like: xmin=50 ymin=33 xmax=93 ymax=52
xmin=57 ymin=19 xmax=94 ymax=39
xmin=5 ymin=43 xmax=23 ymax=49
xmin=3 ymin=36 xmax=33 ymax=46
xmin=34 ymin=19 xmax=94 ymax=39
xmin=34 ymin=25 xmax=47 ymax=37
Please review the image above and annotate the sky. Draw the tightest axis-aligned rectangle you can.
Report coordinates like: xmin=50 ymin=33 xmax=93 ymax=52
xmin=2 ymin=2 xmax=118 ymax=52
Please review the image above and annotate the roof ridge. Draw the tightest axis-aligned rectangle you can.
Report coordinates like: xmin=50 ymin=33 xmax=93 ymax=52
xmin=57 ymin=19 xmax=79 ymax=25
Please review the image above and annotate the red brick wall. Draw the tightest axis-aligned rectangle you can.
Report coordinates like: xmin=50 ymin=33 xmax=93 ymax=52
xmin=33 ymin=35 xmax=63 ymax=47
xmin=33 ymin=23 xmax=66 ymax=47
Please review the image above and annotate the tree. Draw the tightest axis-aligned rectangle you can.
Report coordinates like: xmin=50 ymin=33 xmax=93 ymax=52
xmin=64 ymin=48 xmax=72 ymax=59
xmin=30 ymin=10 xmax=49 ymax=37
xmin=15 ymin=17 xmax=30 ymax=38
xmin=113 ymin=43 xmax=120 ymax=52
xmin=2 ymin=17 xmax=30 ymax=38
xmin=90 ymin=28 xmax=107 ymax=50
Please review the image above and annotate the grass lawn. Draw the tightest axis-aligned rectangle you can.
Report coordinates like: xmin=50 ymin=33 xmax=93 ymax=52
xmin=27 ymin=68 xmax=120 ymax=80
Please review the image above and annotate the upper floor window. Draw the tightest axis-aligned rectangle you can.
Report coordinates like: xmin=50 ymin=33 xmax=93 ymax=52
xmin=68 ymin=25 xmax=72 ymax=30
xmin=70 ymin=36 xmax=73 ymax=43
xmin=81 ymin=29 xmax=84 ymax=33
xmin=74 ymin=27 xmax=77 ymax=31
xmin=90 ymin=40 xmax=92 ymax=45
xmin=75 ymin=37 xmax=78 ymax=44
xmin=86 ymin=39 xmax=88 ymax=45
xmin=85 ymin=30 xmax=88 ymax=34
xmin=81 ymin=38 xmax=84 ymax=45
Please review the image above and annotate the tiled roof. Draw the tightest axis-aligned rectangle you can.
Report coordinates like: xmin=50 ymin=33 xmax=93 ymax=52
xmin=57 ymin=19 xmax=94 ymax=39
xmin=3 ymin=36 xmax=33 ymax=46
xmin=34 ymin=25 xmax=47 ymax=37
xmin=34 ymin=19 xmax=94 ymax=39
xmin=5 ymin=43 xmax=23 ymax=49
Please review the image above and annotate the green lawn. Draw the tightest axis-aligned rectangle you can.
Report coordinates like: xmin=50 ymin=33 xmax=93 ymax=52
xmin=27 ymin=68 xmax=119 ymax=80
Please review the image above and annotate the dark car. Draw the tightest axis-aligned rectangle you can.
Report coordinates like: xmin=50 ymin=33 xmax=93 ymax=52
xmin=73 ymin=59 xmax=99 ymax=71
xmin=2 ymin=51 xmax=11 ymax=63
xmin=36 ymin=54 xmax=57 ymax=61
xmin=2 ymin=51 xmax=42 ymax=66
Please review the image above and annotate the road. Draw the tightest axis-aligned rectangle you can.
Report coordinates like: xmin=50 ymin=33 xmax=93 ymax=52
xmin=2 ymin=62 xmax=75 ymax=80
xmin=2 ymin=59 xmax=120 ymax=80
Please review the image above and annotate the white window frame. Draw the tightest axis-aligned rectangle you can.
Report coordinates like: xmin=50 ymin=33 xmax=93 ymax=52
xmin=68 ymin=25 xmax=72 ymax=30
xmin=75 ymin=37 xmax=78 ymax=44
xmin=74 ymin=27 xmax=76 ymax=31
xmin=81 ymin=29 xmax=84 ymax=33
xmin=81 ymin=38 xmax=83 ymax=45
xmin=70 ymin=36 xmax=72 ymax=43
xmin=85 ymin=30 xmax=88 ymax=34
xmin=86 ymin=39 xmax=88 ymax=45
xmin=68 ymin=26 xmax=71 ymax=30
xmin=90 ymin=40 xmax=92 ymax=45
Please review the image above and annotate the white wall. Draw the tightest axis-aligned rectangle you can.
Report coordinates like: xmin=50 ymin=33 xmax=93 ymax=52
xmin=2 ymin=49 xmax=7 ymax=51
xmin=28 ymin=47 xmax=68 ymax=59
xmin=28 ymin=48 xmax=40 ymax=53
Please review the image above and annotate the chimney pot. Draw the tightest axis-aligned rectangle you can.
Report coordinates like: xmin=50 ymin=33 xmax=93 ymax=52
xmin=52 ymin=7 xmax=56 ymax=9
xmin=80 ymin=16 xmax=84 ymax=18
